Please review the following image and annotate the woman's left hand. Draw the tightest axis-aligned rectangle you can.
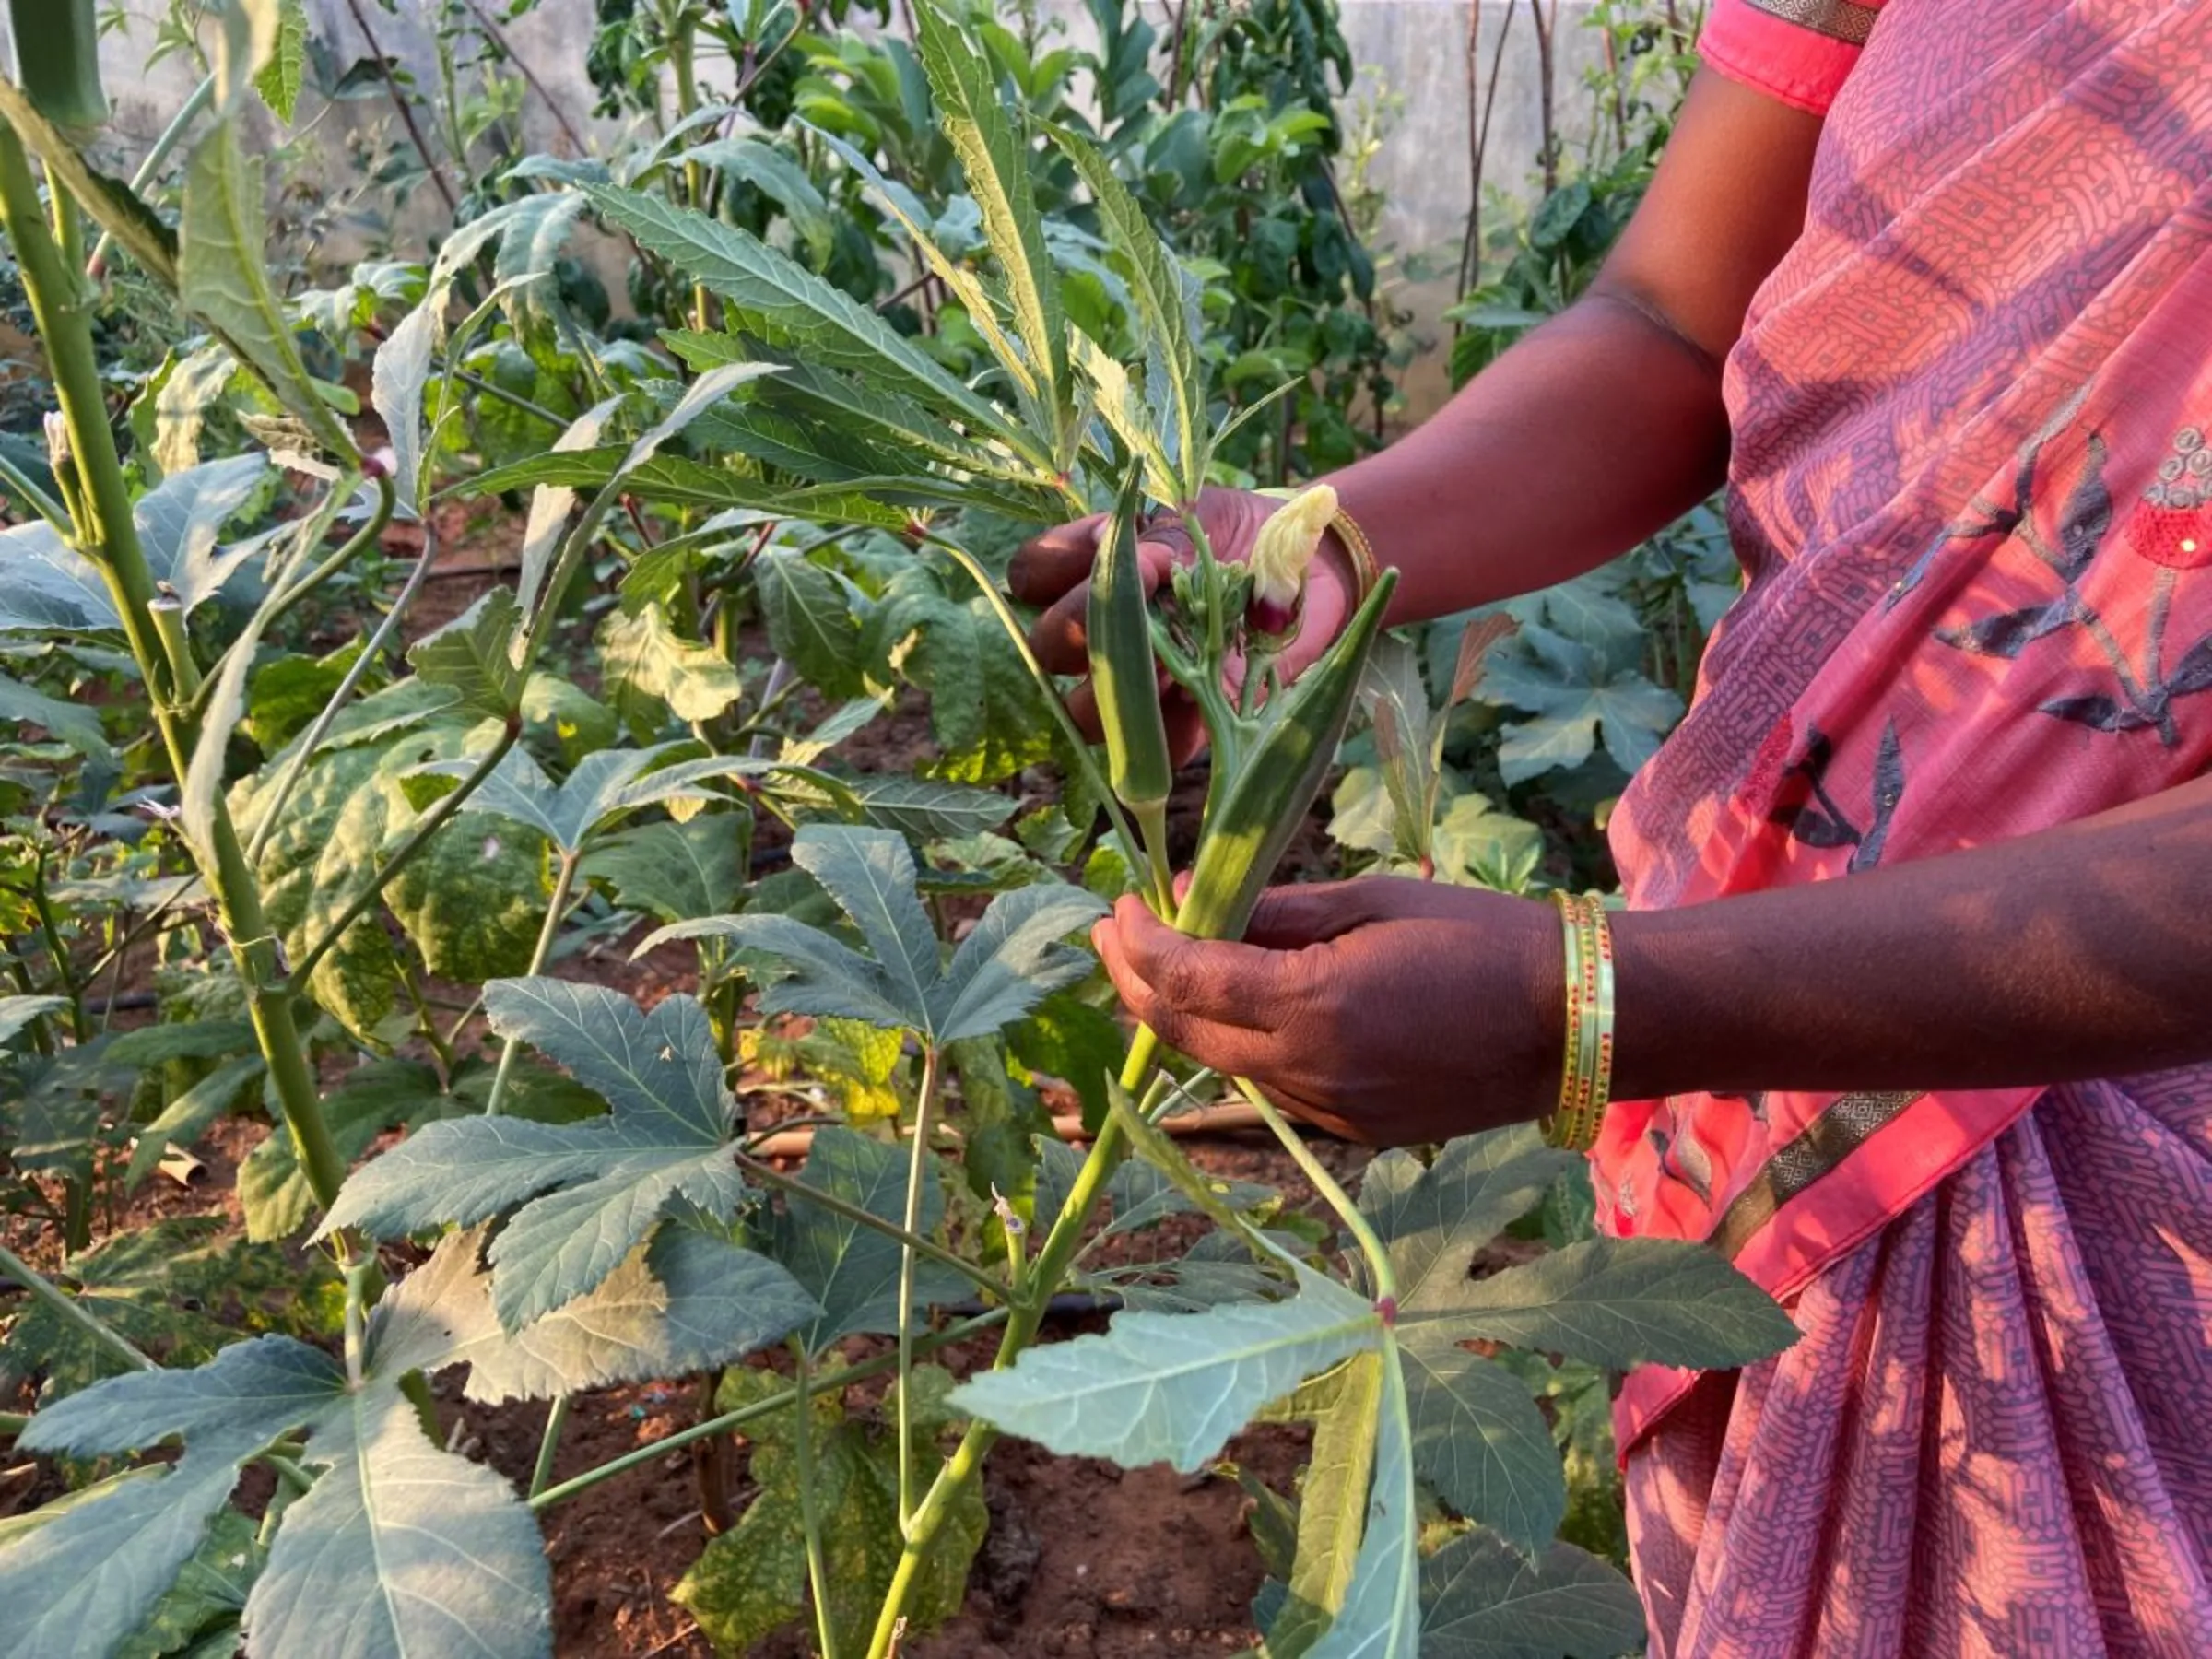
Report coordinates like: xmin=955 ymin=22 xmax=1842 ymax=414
xmin=1091 ymin=877 xmax=1564 ymax=1146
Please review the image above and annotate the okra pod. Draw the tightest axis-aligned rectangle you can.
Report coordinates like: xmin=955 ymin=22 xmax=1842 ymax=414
xmin=1088 ymin=469 xmax=1172 ymax=813
xmin=9 ymin=0 xmax=108 ymax=131
xmin=1176 ymin=568 xmax=1399 ymax=943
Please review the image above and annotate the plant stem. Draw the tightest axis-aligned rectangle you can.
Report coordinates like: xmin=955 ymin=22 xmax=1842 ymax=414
xmin=528 ymin=1310 xmax=1007 ymax=1512
xmin=791 ymin=1340 xmax=842 ymax=1659
xmin=484 ymin=850 xmax=582 ymax=1116
xmin=0 ymin=1243 xmax=154 ymax=1372
xmin=1235 ymin=1081 xmax=1397 ymax=1302
xmin=283 ymin=724 xmax=519 ymax=994
xmin=453 ymin=367 xmax=566 ymax=431
xmin=863 ymin=1027 xmax=1160 ymax=1659
xmin=87 ymin=74 xmax=213 ymax=278
xmin=666 ymin=8 xmax=713 ymax=334
xmin=894 ymin=1043 xmax=944 ymax=1534
xmin=0 ymin=122 xmax=351 ymax=1224
xmin=0 ymin=1411 xmax=29 ymax=1437
xmin=735 ymin=1154 xmax=1006 ymax=1300
xmin=529 ymin=1395 xmax=571 ymax=1499
xmin=1134 ymin=800 xmax=1178 ymax=920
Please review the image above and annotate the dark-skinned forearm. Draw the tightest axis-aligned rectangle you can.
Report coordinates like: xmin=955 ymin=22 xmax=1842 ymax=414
xmin=1324 ymin=292 xmax=1731 ymax=626
xmin=1611 ymin=775 xmax=2212 ymax=1100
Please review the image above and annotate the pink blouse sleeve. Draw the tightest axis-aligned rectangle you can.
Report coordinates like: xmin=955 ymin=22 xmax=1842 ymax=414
xmin=1698 ymin=0 xmax=1887 ymax=116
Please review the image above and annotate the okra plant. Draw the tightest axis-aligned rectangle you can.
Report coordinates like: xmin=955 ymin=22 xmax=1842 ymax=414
xmin=0 ymin=4 xmax=1797 ymax=1656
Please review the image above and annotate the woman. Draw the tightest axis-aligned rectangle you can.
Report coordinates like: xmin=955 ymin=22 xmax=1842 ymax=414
xmin=1009 ymin=0 xmax=2212 ymax=1652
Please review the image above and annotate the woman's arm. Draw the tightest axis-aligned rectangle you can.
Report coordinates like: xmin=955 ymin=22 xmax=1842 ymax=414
xmin=1089 ymin=776 xmax=2212 ymax=1145
xmin=1328 ymin=68 xmax=1823 ymax=625
xmin=1008 ymin=71 xmax=1824 ymax=705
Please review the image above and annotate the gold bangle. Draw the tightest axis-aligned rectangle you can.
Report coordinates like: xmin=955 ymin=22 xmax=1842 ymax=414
xmin=1329 ymin=507 xmax=1382 ymax=604
xmin=1544 ymin=892 xmax=1616 ymax=1153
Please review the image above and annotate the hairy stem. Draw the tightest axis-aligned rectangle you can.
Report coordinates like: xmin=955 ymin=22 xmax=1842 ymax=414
xmin=863 ymin=1027 xmax=1159 ymax=1659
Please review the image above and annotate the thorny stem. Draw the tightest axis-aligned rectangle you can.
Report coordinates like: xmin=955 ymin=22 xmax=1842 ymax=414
xmin=0 ymin=1243 xmax=156 ymax=1372
xmin=735 ymin=1155 xmax=1007 ymax=1300
xmin=284 ymin=724 xmax=521 ymax=994
xmin=895 ymin=1044 xmax=945 ymax=1534
xmin=1235 ymin=1080 xmax=1398 ymax=1303
xmin=484 ymin=850 xmax=583 ymax=1116
xmin=0 ymin=124 xmax=353 ymax=1228
xmin=792 ymin=1340 xmax=842 ymax=1659
xmin=528 ymin=1311 xmax=1008 ymax=1512
xmin=529 ymin=1396 xmax=571 ymax=1500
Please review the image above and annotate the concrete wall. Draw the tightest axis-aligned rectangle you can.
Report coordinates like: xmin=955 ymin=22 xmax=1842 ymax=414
xmin=93 ymin=0 xmax=1626 ymax=418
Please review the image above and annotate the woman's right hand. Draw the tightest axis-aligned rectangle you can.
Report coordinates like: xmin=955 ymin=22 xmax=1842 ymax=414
xmin=1006 ymin=485 xmax=1362 ymax=763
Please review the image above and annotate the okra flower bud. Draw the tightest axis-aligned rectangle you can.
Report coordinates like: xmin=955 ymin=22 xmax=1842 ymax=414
xmin=1246 ymin=484 xmax=1338 ymax=640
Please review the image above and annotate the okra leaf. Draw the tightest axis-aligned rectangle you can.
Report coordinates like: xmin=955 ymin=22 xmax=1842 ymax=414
xmin=582 ymin=815 xmax=752 ymax=924
xmin=928 ymin=879 xmax=1107 ymax=1041
xmin=1359 ymin=1128 xmax=1574 ymax=1313
xmin=408 ymin=587 xmax=524 ymax=720
xmin=599 ymin=602 xmax=747 ymax=726
xmin=135 ymin=453 xmax=276 ymax=615
xmin=253 ymin=0 xmax=309 ymax=121
xmin=446 ymin=1227 xmax=819 ymax=1404
xmin=1269 ymin=1350 xmax=1383 ymax=1659
xmin=949 ymin=1263 xmax=1382 ymax=1470
xmin=323 ymin=981 xmax=748 ymax=1330
xmin=800 ymin=824 xmax=944 ymax=1016
xmin=242 ymin=1389 xmax=552 ymax=1659
xmin=180 ymin=120 xmax=354 ymax=456
xmin=0 ymin=83 xmax=179 ymax=288
xmin=0 ymin=1444 xmax=251 ymax=1659
xmin=913 ymin=0 xmax=1069 ymax=437
xmin=653 ymin=911 xmax=912 ymax=1029
xmin=1048 ymin=120 xmax=1204 ymax=494
xmin=582 ymin=184 xmax=1020 ymax=449
xmin=0 ymin=521 xmax=115 ymax=634
xmin=372 ymin=300 xmax=436 ymax=518
xmin=1397 ymin=1337 xmax=1562 ymax=1555
xmin=1417 ymin=1527 xmax=1644 ymax=1659
xmin=768 ymin=1125 xmax=967 ymax=1354
xmin=1409 ymin=1236 xmax=1801 ymax=1372
xmin=0 ymin=994 xmax=69 ymax=1046
xmin=833 ymin=775 xmax=1017 ymax=841
xmin=124 ymin=1053 xmax=265 ymax=1190
xmin=114 ymin=1502 xmax=260 ymax=1659
xmin=674 ymin=137 xmax=835 ymax=259
xmin=414 ymin=741 xmax=745 ymax=855
xmin=756 ymin=547 xmax=871 ymax=699
xmin=1299 ymin=1338 xmax=1420 ymax=1659
xmin=516 ymin=398 xmax=621 ymax=616
xmin=0 ymin=670 xmax=108 ymax=756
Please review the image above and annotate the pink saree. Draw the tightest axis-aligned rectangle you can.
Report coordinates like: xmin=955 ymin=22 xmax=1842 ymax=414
xmin=1596 ymin=0 xmax=2212 ymax=1650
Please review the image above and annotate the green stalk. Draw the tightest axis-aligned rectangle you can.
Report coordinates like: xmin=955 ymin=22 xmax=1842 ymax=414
xmin=0 ymin=1410 xmax=29 ymax=1437
xmin=0 ymin=1242 xmax=155 ymax=1372
xmin=863 ymin=1027 xmax=1159 ymax=1659
xmin=528 ymin=1310 xmax=1008 ymax=1512
xmin=483 ymin=849 xmax=582 ymax=1117
xmin=895 ymin=1043 xmax=943 ymax=1534
xmin=665 ymin=4 xmax=712 ymax=334
xmin=85 ymin=73 xmax=212 ymax=277
xmin=1235 ymin=1080 xmax=1397 ymax=1302
xmin=529 ymin=1396 xmax=571 ymax=1499
xmin=0 ymin=122 xmax=351 ymax=1222
xmin=792 ymin=1340 xmax=842 ymax=1659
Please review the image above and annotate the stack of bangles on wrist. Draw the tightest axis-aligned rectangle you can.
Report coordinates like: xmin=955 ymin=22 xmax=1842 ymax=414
xmin=1329 ymin=507 xmax=1383 ymax=604
xmin=1544 ymin=891 xmax=1616 ymax=1152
